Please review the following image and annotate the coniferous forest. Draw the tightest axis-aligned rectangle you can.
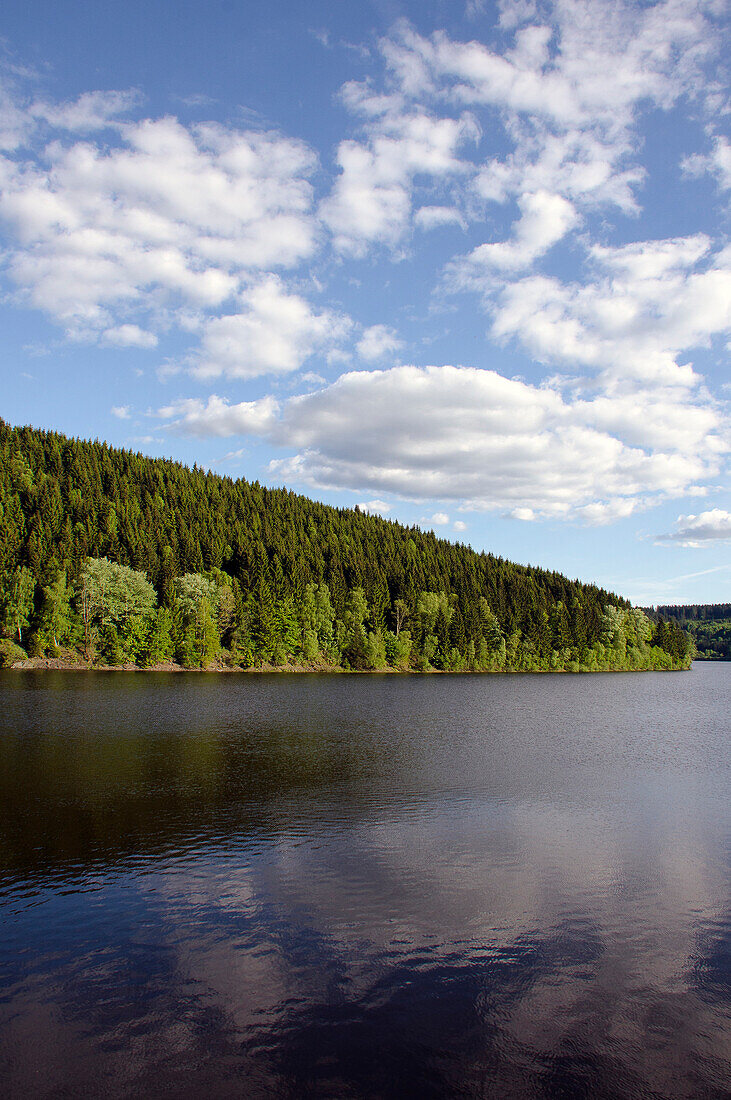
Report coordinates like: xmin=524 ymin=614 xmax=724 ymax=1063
xmin=650 ymin=605 xmax=731 ymax=661
xmin=0 ymin=419 xmax=693 ymax=672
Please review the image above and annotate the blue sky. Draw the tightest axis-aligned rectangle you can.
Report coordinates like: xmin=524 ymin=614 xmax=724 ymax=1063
xmin=1 ymin=0 xmax=729 ymax=606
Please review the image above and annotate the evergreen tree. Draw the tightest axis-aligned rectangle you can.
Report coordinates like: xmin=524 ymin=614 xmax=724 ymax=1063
xmin=36 ymin=571 xmax=76 ymax=653
xmin=0 ymin=419 xmax=694 ymax=673
xmin=1 ymin=566 xmax=35 ymax=647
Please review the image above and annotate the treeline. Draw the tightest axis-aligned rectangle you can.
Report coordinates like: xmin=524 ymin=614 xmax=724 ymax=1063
xmin=654 ymin=603 xmax=731 ymax=624
xmin=650 ymin=604 xmax=731 ymax=661
xmin=0 ymin=419 xmax=693 ymax=672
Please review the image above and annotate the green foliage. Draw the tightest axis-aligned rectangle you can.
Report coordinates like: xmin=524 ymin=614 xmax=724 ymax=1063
xmin=651 ymin=604 xmax=729 ymax=660
xmin=0 ymin=637 xmax=28 ymax=667
xmin=342 ymin=587 xmax=370 ymax=668
xmin=0 ymin=418 xmax=694 ymax=673
xmin=689 ymin=620 xmax=731 ymax=661
xmin=35 ymin=571 xmax=77 ymax=653
xmin=384 ymin=628 xmax=411 ymax=669
xmin=1 ymin=565 xmax=35 ymax=646
xmin=140 ymin=608 xmax=174 ymax=667
xmin=364 ymin=630 xmax=387 ymax=670
xmin=173 ymin=573 xmax=227 ymax=667
xmin=273 ymin=596 xmax=300 ymax=665
xmin=78 ymin=557 xmax=157 ymax=662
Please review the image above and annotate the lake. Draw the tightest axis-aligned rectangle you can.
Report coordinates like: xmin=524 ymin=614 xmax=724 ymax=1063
xmin=0 ymin=666 xmax=729 ymax=1098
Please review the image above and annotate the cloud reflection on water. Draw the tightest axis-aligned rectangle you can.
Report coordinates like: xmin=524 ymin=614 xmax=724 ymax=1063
xmin=0 ymin=668 xmax=729 ymax=1097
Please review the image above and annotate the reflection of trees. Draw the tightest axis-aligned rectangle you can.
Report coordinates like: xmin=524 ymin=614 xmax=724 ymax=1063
xmin=1 ymin=670 xmax=729 ymax=1098
xmin=0 ymin=673 xmax=419 ymax=877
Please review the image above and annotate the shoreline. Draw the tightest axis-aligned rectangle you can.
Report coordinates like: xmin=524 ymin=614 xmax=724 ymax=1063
xmin=4 ymin=656 xmax=693 ymax=674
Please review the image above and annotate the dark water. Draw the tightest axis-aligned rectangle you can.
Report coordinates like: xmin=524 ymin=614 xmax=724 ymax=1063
xmin=0 ymin=667 xmax=728 ymax=1099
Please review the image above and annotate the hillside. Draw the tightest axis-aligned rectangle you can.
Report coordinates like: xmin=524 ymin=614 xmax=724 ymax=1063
xmin=652 ymin=605 xmax=731 ymax=661
xmin=0 ymin=419 xmax=692 ymax=672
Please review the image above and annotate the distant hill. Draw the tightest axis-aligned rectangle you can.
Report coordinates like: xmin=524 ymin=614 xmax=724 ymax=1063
xmin=0 ymin=418 xmax=692 ymax=672
xmin=653 ymin=604 xmax=731 ymax=624
xmin=650 ymin=604 xmax=731 ymax=661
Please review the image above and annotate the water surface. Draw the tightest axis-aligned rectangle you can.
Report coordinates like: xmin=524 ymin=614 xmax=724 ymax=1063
xmin=0 ymin=666 xmax=729 ymax=1097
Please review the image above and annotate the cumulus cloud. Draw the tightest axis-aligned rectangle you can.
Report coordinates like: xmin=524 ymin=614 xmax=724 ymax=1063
xmin=102 ymin=324 xmax=158 ymax=348
xmin=267 ymin=365 xmax=724 ymax=518
xmin=682 ymin=136 xmax=731 ymax=192
xmin=657 ymin=509 xmax=731 ymax=547
xmin=496 ymin=0 xmax=538 ymax=30
xmin=189 ymin=277 xmax=350 ymax=379
xmin=473 ymin=127 xmax=644 ymax=216
xmin=356 ymin=323 xmax=403 ymax=362
xmin=376 ymin=0 xmax=722 ymax=248
xmin=414 ymin=204 xmax=465 ymax=230
xmin=321 ymin=77 xmax=478 ymax=254
xmin=157 ymin=364 xmax=727 ymax=522
xmin=456 ymin=190 xmax=577 ymax=275
xmin=389 ymin=2 xmax=716 ymax=134
xmin=358 ymin=499 xmax=392 ymax=514
xmin=158 ymin=394 xmax=279 ymax=437
xmin=453 ymin=519 xmax=468 ymax=532
xmin=484 ymin=236 xmax=731 ymax=387
xmin=110 ymin=404 xmax=131 ymax=419
xmin=2 ymin=6 xmax=728 ymax=530
xmin=0 ymin=106 xmax=318 ymax=341
xmin=29 ymin=89 xmax=142 ymax=133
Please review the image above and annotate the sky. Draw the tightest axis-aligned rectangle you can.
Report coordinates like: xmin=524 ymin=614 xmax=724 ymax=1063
xmin=1 ymin=0 xmax=729 ymax=607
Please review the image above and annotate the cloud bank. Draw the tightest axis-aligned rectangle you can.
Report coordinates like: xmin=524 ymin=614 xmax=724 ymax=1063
xmin=1 ymin=0 xmax=728 ymax=532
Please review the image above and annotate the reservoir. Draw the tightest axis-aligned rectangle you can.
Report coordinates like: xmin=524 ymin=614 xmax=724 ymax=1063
xmin=0 ymin=666 xmax=729 ymax=1097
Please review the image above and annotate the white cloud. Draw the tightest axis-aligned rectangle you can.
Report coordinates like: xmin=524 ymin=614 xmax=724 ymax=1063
xmin=358 ymin=499 xmax=391 ymax=514
xmin=189 ymin=276 xmax=350 ymax=379
xmin=682 ymin=136 xmax=731 ymax=191
xmin=1 ymin=82 xmax=140 ymax=151
xmin=414 ymin=204 xmax=465 ymax=230
xmin=0 ymin=74 xmax=34 ymax=152
xmin=102 ymin=323 xmax=158 ymax=348
xmin=111 ymin=404 xmax=131 ymax=419
xmin=356 ymin=323 xmax=403 ymax=362
xmin=321 ymin=77 xmax=478 ymax=254
xmin=0 ymin=107 xmax=318 ymax=341
xmin=397 ymin=2 xmax=716 ymax=128
xmin=428 ymin=512 xmax=450 ymax=526
xmin=496 ymin=0 xmax=538 ymax=30
xmin=657 ymin=509 xmax=731 ymax=547
xmin=485 ymin=236 xmax=731 ymax=387
xmin=457 ymin=190 xmax=577 ymax=275
xmin=473 ymin=127 xmax=644 ymax=215
xmin=453 ymin=519 xmax=468 ymax=532
xmin=29 ymin=90 xmax=141 ymax=133
xmin=269 ymin=365 xmax=726 ymax=518
xmin=375 ymin=2 xmax=722 ymax=249
xmin=215 ymin=447 xmax=247 ymax=465
xmin=2 ymin=9 xmax=728 ymax=535
xmin=301 ymin=371 xmax=326 ymax=386
xmin=158 ymin=394 xmax=279 ymax=437
xmin=160 ymin=364 xmax=725 ymax=522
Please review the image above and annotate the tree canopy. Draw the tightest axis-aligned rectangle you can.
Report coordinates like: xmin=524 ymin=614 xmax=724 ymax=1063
xmin=0 ymin=418 xmax=693 ymax=672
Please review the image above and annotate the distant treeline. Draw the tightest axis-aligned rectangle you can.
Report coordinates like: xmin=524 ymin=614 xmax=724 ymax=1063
xmin=0 ymin=419 xmax=693 ymax=672
xmin=653 ymin=603 xmax=731 ymax=624
xmin=648 ymin=604 xmax=731 ymax=661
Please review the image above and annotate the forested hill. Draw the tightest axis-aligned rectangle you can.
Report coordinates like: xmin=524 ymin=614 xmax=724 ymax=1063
xmin=653 ymin=604 xmax=731 ymax=624
xmin=650 ymin=605 xmax=731 ymax=661
xmin=0 ymin=419 xmax=692 ymax=672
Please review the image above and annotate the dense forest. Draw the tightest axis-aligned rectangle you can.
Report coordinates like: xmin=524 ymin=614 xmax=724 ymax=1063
xmin=0 ymin=419 xmax=693 ymax=672
xmin=651 ymin=604 xmax=731 ymax=661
